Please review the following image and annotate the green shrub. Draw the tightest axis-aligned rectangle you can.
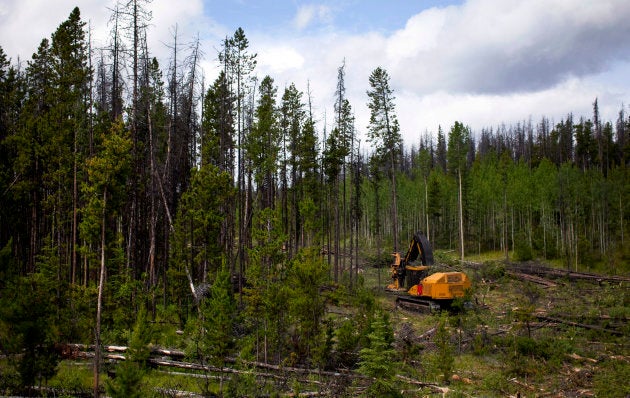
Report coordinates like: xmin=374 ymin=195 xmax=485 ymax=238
xmin=514 ymin=236 xmax=534 ymax=261
xmin=593 ymin=360 xmax=630 ymax=397
xmin=49 ymin=363 xmax=92 ymax=394
xmin=479 ymin=261 xmax=505 ymax=281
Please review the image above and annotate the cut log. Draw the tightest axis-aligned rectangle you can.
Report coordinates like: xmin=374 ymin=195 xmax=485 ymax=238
xmin=535 ymin=314 xmax=623 ymax=336
xmin=506 ymin=271 xmax=557 ymax=287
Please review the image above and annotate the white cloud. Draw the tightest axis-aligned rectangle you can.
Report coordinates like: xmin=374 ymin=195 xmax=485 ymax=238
xmin=293 ymin=4 xmax=331 ymax=31
xmin=255 ymin=0 xmax=630 ymax=146
xmin=0 ymin=0 xmax=106 ymax=61
xmin=384 ymin=0 xmax=630 ymax=95
xmin=257 ymin=45 xmax=305 ymax=74
xmin=2 ymin=0 xmax=628 ymax=148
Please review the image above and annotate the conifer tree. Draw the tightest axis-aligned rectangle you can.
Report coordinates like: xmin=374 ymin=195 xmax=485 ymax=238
xmin=358 ymin=312 xmax=401 ymax=397
xmin=50 ymin=6 xmax=91 ymax=285
xmin=447 ymin=121 xmax=470 ymax=262
xmin=367 ymin=67 xmax=402 ymax=251
xmin=81 ymin=120 xmax=132 ymax=398
xmin=248 ymin=75 xmax=279 ymax=210
xmin=280 ymin=84 xmax=305 ymax=255
xmin=220 ymin=27 xmax=257 ymax=292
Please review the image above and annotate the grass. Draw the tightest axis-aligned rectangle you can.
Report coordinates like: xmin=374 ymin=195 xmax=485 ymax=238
xmin=360 ymin=249 xmax=630 ymax=397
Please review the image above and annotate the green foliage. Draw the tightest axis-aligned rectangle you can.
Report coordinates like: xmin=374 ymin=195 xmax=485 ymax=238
xmin=105 ymin=361 xmax=146 ymax=398
xmin=514 ymin=232 xmax=534 ymax=261
xmin=225 ymin=371 xmax=258 ymax=398
xmin=2 ymin=272 xmax=61 ymax=388
xmin=105 ymin=307 xmax=152 ymax=398
xmin=434 ymin=312 xmax=454 ymax=384
xmin=478 ymin=261 xmax=506 ymax=281
xmin=186 ymin=262 xmax=236 ymax=396
xmin=358 ymin=312 xmax=401 ymax=398
xmin=80 ymin=120 xmax=132 ymax=244
xmin=48 ymin=362 xmax=92 ymax=394
xmin=366 ymin=67 xmax=401 ymax=161
xmin=170 ymin=163 xmax=235 ymax=307
xmin=335 ymin=318 xmax=360 ymax=367
xmin=447 ymin=121 xmax=471 ymax=175
xmin=286 ymin=248 xmax=329 ymax=362
xmin=494 ymin=334 xmax=571 ymax=378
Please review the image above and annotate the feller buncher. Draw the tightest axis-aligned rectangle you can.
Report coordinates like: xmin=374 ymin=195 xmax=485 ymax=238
xmin=386 ymin=231 xmax=471 ymax=311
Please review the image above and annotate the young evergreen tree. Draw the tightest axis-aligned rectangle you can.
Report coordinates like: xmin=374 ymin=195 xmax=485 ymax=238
xmin=188 ymin=263 xmax=236 ymax=395
xmin=106 ymin=307 xmax=153 ymax=398
xmin=170 ymin=164 xmax=235 ymax=306
xmin=286 ymin=248 xmax=329 ymax=363
xmin=358 ymin=312 xmax=401 ymax=398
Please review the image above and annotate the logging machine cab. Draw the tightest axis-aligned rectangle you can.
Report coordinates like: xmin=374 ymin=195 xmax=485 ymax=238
xmin=387 ymin=231 xmax=434 ymax=291
xmin=387 ymin=231 xmax=471 ymax=303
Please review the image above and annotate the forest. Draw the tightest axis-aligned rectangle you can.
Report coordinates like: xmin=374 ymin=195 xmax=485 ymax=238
xmin=0 ymin=4 xmax=629 ymax=398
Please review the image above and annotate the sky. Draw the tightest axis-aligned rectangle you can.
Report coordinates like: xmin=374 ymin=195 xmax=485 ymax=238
xmin=1 ymin=0 xmax=630 ymax=147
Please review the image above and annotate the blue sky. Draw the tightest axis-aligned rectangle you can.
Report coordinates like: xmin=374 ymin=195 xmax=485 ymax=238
xmin=203 ymin=0 xmax=461 ymax=35
xmin=1 ymin=0 xmax=629 ymax=145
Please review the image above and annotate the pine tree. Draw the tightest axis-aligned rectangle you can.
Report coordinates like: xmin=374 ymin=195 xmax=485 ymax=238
xmin=188 ymin=263 xmax=236 ymax=395
xmin=447 ymin=121 xmax=470 ymax=262
xmin=358 ymin=312 xmax=401 ymax=398
xmin=248 ymin=75 xmax=279 ymax=210
xmin=367 ymin=66 xmax=402 ymax=252
xmin=0 ymin=47 xmax=24 ymax=258
xmin=170 ymin=164 xmax=235 ymax=305
xmin=280 ymin=83 xmax=305 ymax=256
xmin=220 ymin=28 xmax=257 ymax=295
xmin=80 ymin=120 xmax=132 ymax=398
xmin=106 ymin=307 xmax=152 ymax=398
xmin=49 ymin=6 xmax=91 ymax=285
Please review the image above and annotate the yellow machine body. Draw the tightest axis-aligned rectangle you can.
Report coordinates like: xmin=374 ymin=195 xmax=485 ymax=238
xmin=409 ymin=272 xmax=471 ymax=300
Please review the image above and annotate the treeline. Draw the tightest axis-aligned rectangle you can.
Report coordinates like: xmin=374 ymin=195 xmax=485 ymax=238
xmin=375 ymin=109 xmax=629 ymax=272
xmin=0 ymin=4 xmax=629 ymax=394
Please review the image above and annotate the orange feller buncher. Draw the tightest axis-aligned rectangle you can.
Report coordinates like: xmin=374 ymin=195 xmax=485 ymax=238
xmin=387 ymin=231 xmax=471 ymax=310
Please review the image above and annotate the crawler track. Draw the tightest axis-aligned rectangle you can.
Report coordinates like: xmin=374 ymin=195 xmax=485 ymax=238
xmin=395 ymin=296 xmax=444 ymax=313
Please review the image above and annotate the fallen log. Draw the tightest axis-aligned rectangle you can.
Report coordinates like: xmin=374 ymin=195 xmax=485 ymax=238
xmin=396 ymin=375 xmax=449 ymax=394
xmin=506 ymin=271 xmax=558 ymax=287
xmin=64 ymin=343 xmax=186 ymax=359
xmin=68 ymin=348 xmax=359 ymax=384
xmin=510 ymin=263 xmax=630 ymax=283
xmin=535 ymin=314 xmax=624 ymax=336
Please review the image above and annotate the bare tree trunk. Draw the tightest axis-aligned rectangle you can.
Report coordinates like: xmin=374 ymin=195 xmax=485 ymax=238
xmin=72 ymin=119 xmax=78 ymax=285
xmin=148 ymin=102 xmax=156 ymax=287
xmin=94 ymin=189 xmax=107 ymax=398
xmin=503 ymin=188 xmax=508 ymax=261
xmin=391 ymin=152 xmax=399 ymax=253
xmin=458 ymin=170 xmax=465 ymax=263
xmin=424 ymin=176 xmax=430 ymax=242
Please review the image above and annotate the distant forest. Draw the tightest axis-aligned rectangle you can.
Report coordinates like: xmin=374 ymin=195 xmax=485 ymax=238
xmin=0 ymin=5 xmax=628 ymax=394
